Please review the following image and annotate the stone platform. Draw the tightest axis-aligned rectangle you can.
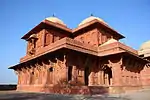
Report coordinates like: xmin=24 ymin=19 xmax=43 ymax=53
xmin=17 ymin=85 xmax=143 ymax=95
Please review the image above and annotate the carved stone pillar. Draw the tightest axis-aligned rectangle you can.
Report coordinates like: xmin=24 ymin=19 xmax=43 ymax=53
xmin=108 ymin=57 xmax=123 ymax=86
xmin=63 ymin=55 xmax=67 ymax=81
xmin=104 ymin=73 xmax=109 ymax=85
xmin=46 ymin=63 xmax=52 ymax=85
xmin=21 ymin=68 xmax=26 ymax=85
xmin=15 ymin=70 xmax=21 ymax=85
xmin=72 ymin=65 xmax=77 ymax=82
xmin=34 ymin=67 xmax=39 ymax=85
xmin=35 ymin=63 xmax=42 ymax=84
xmin=88 ymin=72 xmax=94 ymax=86
xmin=19 ymin=71 xmax=23 ymax=85
xmin=41 ymin=61 xmax=48 ymax=85
xmin=101 ymin=70 xmax=104 ymax=85
xmin=29 ymin=67 xmax=35 ymax=85
xmin=25 ymin=67 xmax=30 ymax=85
xmin=98 ymin=70 xmax=101 ymax=85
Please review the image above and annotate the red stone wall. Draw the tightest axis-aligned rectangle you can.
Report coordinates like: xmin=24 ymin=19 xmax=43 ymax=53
xmin=120 ymin=57 xmax=143 ymax=87
xmin=97 ymin=29 xmax=112 ymax=45
xmin=74 ymin=28 xmax=99 ymax=46
xmin=26 ymin=28 xmax=68 ymax=56
xmin=74 ymin=28 xmax=118 ymax=47
xmin=141 ymin=65 xmax=150 ymax=86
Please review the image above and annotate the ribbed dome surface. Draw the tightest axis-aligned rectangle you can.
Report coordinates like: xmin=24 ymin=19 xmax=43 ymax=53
xmin=78 ymin=16 xmax=107 ymax=26
xmin=46 ymin=17 xmax=66 ymax=26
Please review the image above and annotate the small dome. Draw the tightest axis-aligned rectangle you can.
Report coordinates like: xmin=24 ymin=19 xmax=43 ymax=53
xmin=45 ymin=16 xmax=66 ymax=26
xmin=29 ymin=34 xmax=37 ymax=38
xmin=100 ymin=38 xmax=118 ymax=46
xmin=78 ymin=16 xmax=107 ymax=26
xmin=138 ymin=40 xmax=150 ymax=57
xmin=139 ymin=41 xmax=150 ymax=50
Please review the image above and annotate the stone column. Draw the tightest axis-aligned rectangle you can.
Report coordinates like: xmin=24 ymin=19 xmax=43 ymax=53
xmin=21 ymin=68 xmax=26 ymax=85
xmin=41 ymin=61 xmax=48 ymax=85
xmin=26 ymin=68 xmax=31 ymax=85
xmin=29 ymin=67 xmax=34 ymax=85
xmin=72 ymin=65 xmax=77 ymax=82
xmin=14 ymin=70 xmax=20 ymax=85
xmin=105 ymin=73 xmax=109 ymax=85
xmin=53 ymin=63 xmax=57 ymax=85
xmin=109 ymin=57 xmax=123 ymax=86
xmin=88 ymin=72 xmax=94 ymax=86
xmin=34 ymin=67 xmax=39 ymax=85
xmin=101 ymin=70 xmax=104 ymax=85
xmin=45 ymin=63 xmax=52 ymax=85
xmin=98 ymin=70 xmax=101 ymax=85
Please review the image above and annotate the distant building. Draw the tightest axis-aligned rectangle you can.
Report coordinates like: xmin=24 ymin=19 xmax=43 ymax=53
xmin=9 ymin=15 xmax=150 ymax=94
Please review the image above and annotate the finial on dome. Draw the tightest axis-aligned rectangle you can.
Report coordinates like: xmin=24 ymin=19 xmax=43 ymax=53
xmin=90 ymin=13 xmax=94 ymax=16
xmin=78 ymin=14 xmax=107 ymax=26
xmin=45 ymin=15 xmax=67 ymax=27
xmin=52 ymin=13 xmax=56 ymax=17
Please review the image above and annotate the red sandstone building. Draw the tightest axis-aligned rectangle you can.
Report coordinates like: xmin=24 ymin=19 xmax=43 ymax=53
xmin=9 ymin=15 xmax=150 ymax=94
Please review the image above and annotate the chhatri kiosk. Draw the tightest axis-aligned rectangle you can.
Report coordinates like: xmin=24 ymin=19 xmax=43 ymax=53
xmin=9 ymin=15 xmax=150 ymax=94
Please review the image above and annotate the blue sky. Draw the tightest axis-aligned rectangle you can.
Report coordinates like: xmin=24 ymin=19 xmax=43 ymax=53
xmin=0 ymin=0 xmax=150 ymax=84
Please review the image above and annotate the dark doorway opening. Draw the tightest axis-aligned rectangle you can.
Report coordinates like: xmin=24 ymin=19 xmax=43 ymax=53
xmin=84 ymin=66 xmax=90 ymax=85
xmin=104 ymin=67 xmax=112 ymax=85
xmin=68 ymin=66 xmax=73 ymax=81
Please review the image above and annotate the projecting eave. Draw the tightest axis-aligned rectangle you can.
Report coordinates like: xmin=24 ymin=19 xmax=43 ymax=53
xmin=21 ymin=20 xmax=72 ymax=40
xmin=9 ymin=37 xmax=149 ymax=70
xmin=98 ymin=41 xmax=137 ymax=56
xmin=73 ymin=19 xmax=125 ymax=39
xmin=9 ymin=37 xmax=98 ymax=69
xmin=98 ymin=41 xmax=149 ymax=63
xmin=20 ymin=37 xmax=98 ymax=63
xmin=8 ymin=63 xmax=20 ymax=70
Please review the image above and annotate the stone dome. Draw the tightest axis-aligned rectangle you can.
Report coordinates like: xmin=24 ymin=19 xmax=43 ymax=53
xmin=138 ymin=40 xmax=150 ymax=57
xmin=100 ymin=38 xmax=118 ymax=46
xmin=45 ymin=16 xmax=66 ymax=26
xmin=29 ymin=34 xmax=37 ymax=38
xmin=139 ymin=41 xmax=150 ymax=50
xmin=78 ymin=16 xmax=107 ymax=26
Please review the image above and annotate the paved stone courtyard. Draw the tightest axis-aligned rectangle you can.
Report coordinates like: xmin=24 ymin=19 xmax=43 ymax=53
xmin=0 ymin=89 xmax=150 ymax=100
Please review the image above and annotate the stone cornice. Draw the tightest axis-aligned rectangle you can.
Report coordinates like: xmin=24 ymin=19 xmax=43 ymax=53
xmin=20 ymin=37 xmax=98 ymax=63
xmin=9 ymin=38 xmax=149 ymax=69
xmin=98 ymin=42 xmax=138 ymax=56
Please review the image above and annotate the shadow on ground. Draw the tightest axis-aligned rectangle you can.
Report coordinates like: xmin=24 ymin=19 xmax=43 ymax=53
xmin=0 ymin=92 xmax=130 ymax=100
